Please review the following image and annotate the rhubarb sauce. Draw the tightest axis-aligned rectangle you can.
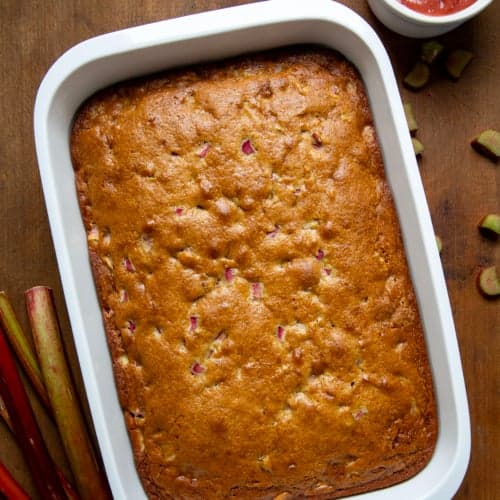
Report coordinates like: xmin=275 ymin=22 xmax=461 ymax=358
xmin=400 ymin=0 xmax=477 ymax=15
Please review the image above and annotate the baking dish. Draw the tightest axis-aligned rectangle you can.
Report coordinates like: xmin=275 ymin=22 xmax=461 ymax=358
xmin=33 ymin=1 xmax=470 ymax=498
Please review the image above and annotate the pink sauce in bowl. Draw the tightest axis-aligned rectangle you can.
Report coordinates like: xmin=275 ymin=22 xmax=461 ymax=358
xmin=400 ymin=0 xmax=477 ymax=15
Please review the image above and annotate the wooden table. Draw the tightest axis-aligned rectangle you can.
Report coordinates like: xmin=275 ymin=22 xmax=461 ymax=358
xmin=0 ymin=1 xmax=498 ymax=498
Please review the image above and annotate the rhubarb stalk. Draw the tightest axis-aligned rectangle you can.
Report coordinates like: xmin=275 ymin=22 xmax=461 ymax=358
xmin=0 ymin=460 xmax=30 ymax=500
xmin=25 ymin=286 xmax=111 ymax=500
xmin=0 ymin=322 xmax=67 ymax=499
xmin=0 ymin=395 xmax=13 ymax=430
xmin=0 ymin=291 xmax=51 ymax=412
xmin=1 ymin=394 xmax=79 ymax=500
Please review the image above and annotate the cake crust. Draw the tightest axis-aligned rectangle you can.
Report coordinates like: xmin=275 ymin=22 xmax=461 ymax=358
xmin=71 ymin=47 xmax=437 ymax=499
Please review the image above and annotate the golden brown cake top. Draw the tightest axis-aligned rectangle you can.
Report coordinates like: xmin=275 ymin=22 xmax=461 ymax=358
xmin=71 ymin=47 xmax=437 ymax=499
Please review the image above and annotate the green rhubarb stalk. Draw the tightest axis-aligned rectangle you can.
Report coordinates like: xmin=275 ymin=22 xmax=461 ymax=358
xmin=0 ymin=291 xmax=51 ymax=413
xmin=25 ymin=286 xmax=111 ymax=500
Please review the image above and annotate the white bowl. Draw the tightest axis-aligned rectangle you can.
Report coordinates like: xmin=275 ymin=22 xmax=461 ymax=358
xmin=368 ymin=0 xmax=493 ymax=38
xmin=34 ymin=0 xmax=470 ymax=498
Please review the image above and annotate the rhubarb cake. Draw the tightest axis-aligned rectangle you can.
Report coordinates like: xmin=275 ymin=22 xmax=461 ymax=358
xmin=70 ymin=47 xmax=437 ymax=499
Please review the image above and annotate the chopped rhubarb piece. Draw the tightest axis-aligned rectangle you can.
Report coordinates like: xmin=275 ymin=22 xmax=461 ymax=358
xmin=471 ymin=129 xmax=500 ymax=161
xmin=477 ymin=266 xmax=500 ymax=297
xmin=312 ymin=132 xmax=322 ymax=148
xmin=241 ymin=139 xmax=255 ymax=155
xmin=404 ymin=61 xmax=430 ymax=90
xmin=276 ymin=325 xmax=285 ymax=340
xmin=123 ymin=257 xmax=135 ymax=272
xmin=435 ymin=235 xmax=443 ymax=254
xmin=412 ymin=137 xmax=424 ymax=156
xmin=119 ymin=289 xmax=129 ymax=302
xmin=403 ymin=102 xmax=418 ymax=133
xmin=316 ymin=249 xmax=325 ymax=260
xmin=189 ymin=316 xmax=198 ymax=331
xmin=225 ymin=268 xmax=234 ymax=282
xmin=266 ymin=225 xmax=280 ymax=238
xmin=175 ymin=207 xmax=184 ymax=215
xmin=478 ymin=214 xmax=500 ymax=236
xmin=445 ymin=49 xmax=473 ymax=80
xmin=251 ymin=282 xmax=263 ymax=299
xmin=324 ymin=268 xmax=332 ymax=276
xmin=191 ymin=362 xmax=205 ymax=374
xmin=127 ymin=320 xmax=136 ymax=333
xmin=420 ymin=40 xmax=444 ymax=65
xmin=198 ymin=143 xmax=210 ymax=158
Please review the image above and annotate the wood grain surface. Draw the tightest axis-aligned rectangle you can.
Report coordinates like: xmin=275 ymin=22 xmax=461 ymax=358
xmin=0 ymin=1 xmax=498 ymax=498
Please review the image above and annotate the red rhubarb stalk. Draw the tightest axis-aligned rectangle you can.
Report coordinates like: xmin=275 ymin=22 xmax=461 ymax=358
xmin=0 ymin=322 xmax=67 ymax=499
xmin=0 ymin=291 xmax=52 ymax=412
xmin=25 ymin=286 xmax=111 ymax=500
xmin=0 ymin=395 xmax=79 ymax=500
xmin=0 ymin=459 xmax=30 ymax=500
xmin=57 ymin=468 xmax=80 ymax=500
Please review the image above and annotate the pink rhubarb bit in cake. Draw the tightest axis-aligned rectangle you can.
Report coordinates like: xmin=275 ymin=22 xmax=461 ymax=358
xmin=276 ymin=325 xmax=285 ymax=340
xmin=241 ymin=139 xmax=255 ymax=155
xmin=191 ymin=362 xmax=204 ymax=375
xmin=198 ymin=143 xmax=210 ymax=158
xmin=123 ymin=257 xmax=135 ymax=272
xmin=189 ymin=316 xmax=198 ymax=331
xmin=312 ymin=132 xmax=323 ymax=148
xmin=251 ymin=282 xmax=263 ymax=299
xmin=266 ymin=225 xmax=280 ymax=238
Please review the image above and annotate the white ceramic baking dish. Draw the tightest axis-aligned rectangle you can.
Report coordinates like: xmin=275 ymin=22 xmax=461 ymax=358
xmin=367 ymin=0 xmax=493 ymax=38
xmin=34 ymin=1 xmax=470 ymax=498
